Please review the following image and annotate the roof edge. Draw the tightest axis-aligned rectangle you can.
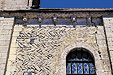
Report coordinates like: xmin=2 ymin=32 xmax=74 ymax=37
xmin=0 ymin=8 xmax=113 ymax=12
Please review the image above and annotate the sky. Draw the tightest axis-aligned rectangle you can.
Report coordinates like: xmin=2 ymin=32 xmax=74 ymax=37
xmin=40 ymin=0 xmax=113 ymax=8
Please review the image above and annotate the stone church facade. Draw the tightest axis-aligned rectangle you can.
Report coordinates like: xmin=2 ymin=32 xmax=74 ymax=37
xmin=0 ymin=0 xmax=113 ymax=75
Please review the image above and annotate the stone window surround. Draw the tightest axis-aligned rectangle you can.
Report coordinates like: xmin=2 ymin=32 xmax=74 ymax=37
xmin=66 ymin=48 xmax=95 ymax=74
xmin=60 ymin=42 xmax=103 ymax=75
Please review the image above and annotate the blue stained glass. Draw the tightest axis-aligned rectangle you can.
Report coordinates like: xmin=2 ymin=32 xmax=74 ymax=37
xmin=83 ymin=58 xmax=88 ymax=61
xmin=89 ymin=63 xmax=95 ymax=74
xmin=66 ymin=63 xmax=71 ymax=74
xmin=77 ymin=58 xmax=82 ymax=61
xmin=72 ymin=58 xmax=77 ymax=61
xmin=84 ymin=63 xmax=89 ymax=74
xmin=78 ymin=63 xmax=83 ymax=74
xmin=72 ymin=63 xmax=77 ymax=74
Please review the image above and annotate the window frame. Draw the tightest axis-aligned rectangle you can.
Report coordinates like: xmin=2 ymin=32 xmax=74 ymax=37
xmin=66 ymin=48 xmax=96 ymax=75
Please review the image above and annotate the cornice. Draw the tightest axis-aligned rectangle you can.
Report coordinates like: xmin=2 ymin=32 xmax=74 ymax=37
xmin=0 ymin=8 xmax=113 ymax=12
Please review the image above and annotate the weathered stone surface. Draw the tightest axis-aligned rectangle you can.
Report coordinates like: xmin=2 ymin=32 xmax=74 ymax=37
xmin=6 ymin=24 xmax=111 ymax=75
xmin=103 ymin=17 xmax=113 ymax=74
xmin=3 ymin=0 xmax=28 ymax=10
xmin=0 ymin=17 xmax=14 ymax=75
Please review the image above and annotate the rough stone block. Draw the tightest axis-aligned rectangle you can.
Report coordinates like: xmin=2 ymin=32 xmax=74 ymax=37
xmin=9 ymin=48 xmax=16 ymax=55
xmin=8 ymin=55 xmax=16 ymax=60
xmin=6 ymin=71 xmax=11 ymax=75
xmin=0 ymin=17 xmax=4 ymax=20
xmin=0 ymin=58 xmax=6 ymax=63
xmin=0 ymin=53 xmax=7 ymax=58
xmin=7 ymin=60 xmax=12 ymax=66
xmin=14 ymin=26 xmax=22 ymax=32
xmin=3 ymin=25 xmax=13 ymax=29
xmin=0 ymin=46 xmax=9 ymax=53
xmin=109 ymin=46 xmax=113 ymax=50
xmin=0 ymin=70 xmax=4 ymax=75
xmin=7 ymin=66 xmax=16 ymax=71
xmin=0 ymin=25 xmax=3 ymax=29
xmin=0 ymin=34 xmax=11 ymax=40
xmin=12 ymin=31 xmax=19 ymax=37
xmin=10 ymin=43 xmax=18 ymax=48
xmin=0 ymin=40 xmax=10 ymax=46
xmin=0 ymin=63 xmax=5 ymax=70
xmin=4 ymin=18 xmax=14 ymax=21
xmin=96 ymin=35 xmax=105 ymax=40
xmin=0 ymin=30 xmax=10 ymax=35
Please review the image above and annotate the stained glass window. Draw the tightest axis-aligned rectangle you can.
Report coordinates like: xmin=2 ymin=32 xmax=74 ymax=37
xmin=66 ymin=63 xmax=71 ymax=74
xmin=72 ymin=63 xmax=77 ymax=74
xmin=66 ymin=48 xmax=96 ymax=75
xmin=78 ymin=63 xmax=83 ymax=74
xmin=84 ymin=63 xmax=89 ymax=74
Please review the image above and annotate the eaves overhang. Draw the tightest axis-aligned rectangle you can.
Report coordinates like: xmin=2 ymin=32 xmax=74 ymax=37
xmin=0 ymin=8 xmax=113 ymax=12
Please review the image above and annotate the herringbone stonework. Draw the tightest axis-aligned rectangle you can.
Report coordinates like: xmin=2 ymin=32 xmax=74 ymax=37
xmin=0 ymin=1 xmax=113 ymax=74
xmin=6 ymin=24 xmax=111 ymax=75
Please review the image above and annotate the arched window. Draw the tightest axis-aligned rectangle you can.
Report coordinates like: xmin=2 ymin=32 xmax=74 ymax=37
xmin=66 ymin=48 xmax=96 ymax=75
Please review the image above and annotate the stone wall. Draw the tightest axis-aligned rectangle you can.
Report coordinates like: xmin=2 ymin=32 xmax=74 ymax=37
xmin=0 ymin=0 xmax=5 ymax=9
xmin=4 ymin=0 xmax=29 ymax=10
xmin=103 ymin=17 xmax=113 ymax=73
xmin=0 ymin=17 xmax=14 ymax=75
xmin=6 ymin=23 xmax=111 ymax=75
xmin=0 ymin=0 xmax=30 ymax=10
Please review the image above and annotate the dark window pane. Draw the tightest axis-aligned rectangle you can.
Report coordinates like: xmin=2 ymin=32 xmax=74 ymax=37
xmin=89 ymin=56 xmax=93 ymax=61
xmin=83 ymin=51 xmax=88 ymax=61
xmin=77 ymin=51 xmax=82 ymax=61
xmin=71 ymin=51 xmax=77 ymax=61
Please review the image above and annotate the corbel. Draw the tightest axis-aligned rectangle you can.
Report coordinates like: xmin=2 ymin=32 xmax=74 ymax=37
xmin=38 ymin=15 xmax=42 ymax=23
xmin=23 ymin=16 xmax=29 ymax=26
xmin=71 ymin=15 xmax=77 ymax=23
xmin=53 ymin=15 xmax=57 ymax=25
xmin=38 ymin=15 xmax=42 ymax=28
xmin=87 ymin=15 xmax=92 ymax=25
xmin=71 ymin=15 xmax=77 ymax=27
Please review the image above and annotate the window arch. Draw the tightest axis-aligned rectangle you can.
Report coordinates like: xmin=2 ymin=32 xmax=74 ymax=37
xmin=66 ymin=48 xmax=96 ymax=75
